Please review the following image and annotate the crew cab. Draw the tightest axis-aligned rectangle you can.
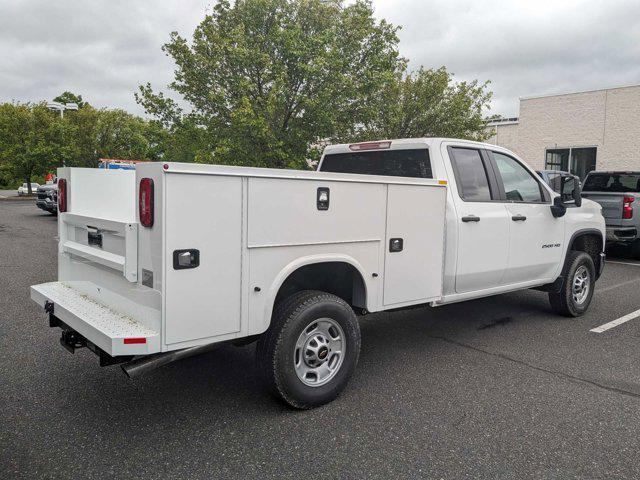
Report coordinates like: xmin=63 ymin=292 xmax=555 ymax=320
xmin=31 ymin=138 xmax=605 ymax=409
xmin=581 ymin=171 xmax=640 ymax=258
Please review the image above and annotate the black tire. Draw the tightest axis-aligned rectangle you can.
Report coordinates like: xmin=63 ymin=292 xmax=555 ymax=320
xmin=256 ymin=290 xmax=361 ymax=409
xmin=549 ymin=251 xmax=595 ymax=317
xmin=629 ymin=240 xmax=640 ymax=260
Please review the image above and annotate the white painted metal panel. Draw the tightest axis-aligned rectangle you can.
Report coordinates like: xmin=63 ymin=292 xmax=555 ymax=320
xmin=247 ymin=178 xmax=386 ymax=247
xmin=454 ymin=202 xmax=510 ymax=293
xmin=383 ymin=184 xmax=446 ymax=306
xmin=64 ymin=168 xmax=135 ymax=222
xmin=247 ymin=241 xmax=381 ymax=335
xmin=502 ymin=202 xmax=564 ymax=284
xmin=164 ymin=174 xmax=243 ymax=345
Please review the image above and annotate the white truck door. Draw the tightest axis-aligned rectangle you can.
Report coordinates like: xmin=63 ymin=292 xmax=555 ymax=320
xmin=383 ymin=184 xmax=446 ymax=306
xmin=447 ymin=146 xmax=510 ymax=293
xmin=164 ymin=174 xmax=243 ymax=345
xmin=489 ymin=151 xmax=565 ymax=284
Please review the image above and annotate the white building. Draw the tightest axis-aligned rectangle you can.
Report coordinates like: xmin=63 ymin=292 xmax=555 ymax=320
xmin=487 ymin=84 xmax=640 ymax=179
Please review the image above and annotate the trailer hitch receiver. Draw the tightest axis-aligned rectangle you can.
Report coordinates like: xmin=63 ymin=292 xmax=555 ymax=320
xmin=60 ymin=329 xmax=86 ymax=354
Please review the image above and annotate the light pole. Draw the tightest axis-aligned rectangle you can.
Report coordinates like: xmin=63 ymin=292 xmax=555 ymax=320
xmin=46 ymin=101 xmax=78 ymax=118
xmin=46 ymin=102 xmax=78 ymax=167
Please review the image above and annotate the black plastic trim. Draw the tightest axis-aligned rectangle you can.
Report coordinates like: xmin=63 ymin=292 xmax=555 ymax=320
xmin=173 ymin=249 xmax=200 ymax=270
xmin=567 ymin=228 xmax=605 ymax=279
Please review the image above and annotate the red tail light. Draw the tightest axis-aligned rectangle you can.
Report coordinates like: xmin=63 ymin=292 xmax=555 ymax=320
xmin=58 ymin=178 xmax=67 ymax=212
xmin=623 ymin=195 xmax=634 ymax=219
xmin=139 ymin=178 xmax=154 ymax=227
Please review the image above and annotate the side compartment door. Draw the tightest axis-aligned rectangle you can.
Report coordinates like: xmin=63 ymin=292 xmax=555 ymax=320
xmin=489 ymin=151 xmax=565 ymax=284
xmin=447 ymin=146 xmax=510 ymax=293
xmin=383 ymin=184 xmax=446 ymax=306
xmin=164 ymin=174 xmax=243 ymax=345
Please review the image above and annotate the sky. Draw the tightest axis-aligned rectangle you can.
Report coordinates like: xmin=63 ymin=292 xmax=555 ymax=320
xmin=1 ymin=0 xmax=639 ymax=118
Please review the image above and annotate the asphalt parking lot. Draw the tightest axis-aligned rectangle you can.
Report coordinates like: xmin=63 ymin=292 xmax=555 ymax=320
xmin=2 ymin=200 xmax=640 ymax=479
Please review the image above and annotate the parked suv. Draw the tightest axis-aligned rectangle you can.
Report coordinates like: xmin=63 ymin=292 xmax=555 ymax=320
xmin=581 ymin=171 xmax=640 ymax=257
xmin=35 ymin=183 xmax=58 ymax=215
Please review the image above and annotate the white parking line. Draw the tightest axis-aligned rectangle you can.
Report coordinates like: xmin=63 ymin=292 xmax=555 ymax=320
xmin=608 ymin=260 xmax=640 ymax=267
xmin=590 ymin=308 xmax=640 ymax=333
xmin=596 ymin=277 xmax=640 ymax=293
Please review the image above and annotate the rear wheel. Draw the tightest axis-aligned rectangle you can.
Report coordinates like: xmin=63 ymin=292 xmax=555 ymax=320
xmin=256 ymin=290 xmax=361 ymax=409
xmin=629 ymin=240 xmax=640 ymax=260
xmin=549 ymin=251 xmax=595 ymax=317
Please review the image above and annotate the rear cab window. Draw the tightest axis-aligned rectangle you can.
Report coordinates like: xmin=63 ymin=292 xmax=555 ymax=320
xmin=583 ymin=173 xmax=640 ymax=192
xmin=320 ymin=149 xmax=432 ymax=179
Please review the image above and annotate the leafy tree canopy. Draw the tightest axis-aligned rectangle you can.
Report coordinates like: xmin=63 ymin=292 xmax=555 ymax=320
xmin=360 ymin=67 xmax=493 ymax=141
xmin=137 ymin=0 xmax=402 ymax=169
xmin=53 ymin=91 xmax=87 ymax=108
xmin=0 ymin=100 xmax=164 ymax=188
xmin=138 ymin=0 xmax=494 ymax=169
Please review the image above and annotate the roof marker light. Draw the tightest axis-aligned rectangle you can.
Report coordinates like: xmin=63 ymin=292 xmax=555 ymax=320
xmin=124 ymin=338 xmax=147 ymax=344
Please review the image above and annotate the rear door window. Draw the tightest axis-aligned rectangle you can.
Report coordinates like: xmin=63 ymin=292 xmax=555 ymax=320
xmin=320 ymin=149 xmax=432 ymax=178
xmin=449 ymin=147 xmax=492 ymax=201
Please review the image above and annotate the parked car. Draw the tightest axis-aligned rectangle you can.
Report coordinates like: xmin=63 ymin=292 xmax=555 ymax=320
xmin=582 ymin=171 xmax=640 ymax=257
xmin=536 ymin=170 xmax=582 ymax=200
xmin=35 ymin=183 xmax=58 ymax=215
xmin=31 ymin=138 xmax=605 ymax=409
xmin=17 ymin=182 xmax=40 ymax=195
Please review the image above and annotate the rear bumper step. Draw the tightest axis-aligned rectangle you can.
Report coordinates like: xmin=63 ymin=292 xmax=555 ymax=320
xmin=50 ymin=315 xmax=133 ymax=366
xmin=31 ymin=282 xmax=160 ymax=356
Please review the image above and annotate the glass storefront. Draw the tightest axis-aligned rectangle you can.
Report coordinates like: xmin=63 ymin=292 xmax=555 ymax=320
xmin=545 ymin=147 xmax=597 ymax=180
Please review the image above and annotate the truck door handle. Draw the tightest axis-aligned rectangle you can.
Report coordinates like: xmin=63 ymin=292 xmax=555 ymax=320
xmin=461 ymin=215 xmax=480 ymax=223
xmin=511 ymin=215 xmax=527 ymax=221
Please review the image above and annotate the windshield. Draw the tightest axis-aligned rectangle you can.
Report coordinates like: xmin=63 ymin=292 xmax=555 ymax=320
xmin=583 ymin=173 xmax=640 ymax=193
xmin=320 ymin=149 xmax=432 ymax=178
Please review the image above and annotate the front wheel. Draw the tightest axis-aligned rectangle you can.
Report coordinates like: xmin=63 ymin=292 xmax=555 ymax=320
xmin=256 ymin=290 xmax=361 ymax=409
xmin=549 ymin=251 xmax=595 ymax=317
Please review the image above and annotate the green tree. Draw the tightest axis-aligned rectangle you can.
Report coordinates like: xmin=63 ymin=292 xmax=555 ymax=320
xmin=53 ymin=91 xmax=87 ymax=108
xmin=359 ymin=67 xmax=494 ymax=141
xmin=61 ymin=106 xmax=165 ymax=167
xmin=0 ymin=103 xmax=66 ymax=193
xmin=137 ymin=0 xmax=401 ymax=169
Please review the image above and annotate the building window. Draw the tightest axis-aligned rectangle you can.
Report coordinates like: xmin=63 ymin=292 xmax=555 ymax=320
xmin=545 ymin=147 xmax=597 ymax=180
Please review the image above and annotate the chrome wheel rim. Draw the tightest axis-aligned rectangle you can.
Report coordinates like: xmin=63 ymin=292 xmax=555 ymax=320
xmin=294 ymin=318 xmax=345 ymax=387
xmin=572 ymin=265 xmax=590 ymax=305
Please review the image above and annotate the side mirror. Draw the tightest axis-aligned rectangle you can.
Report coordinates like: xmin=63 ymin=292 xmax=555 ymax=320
xmin=572 ymin=178 xmax=582 ymax=207
xmin=551 ymin=196 xmax=567 ymax=218
xmin=560 ymin=174 xmax=582 ymax=207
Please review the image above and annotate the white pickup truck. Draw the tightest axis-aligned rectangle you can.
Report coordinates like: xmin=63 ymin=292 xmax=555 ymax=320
xmin=31 ymin=138 xmax=605 ymax=409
